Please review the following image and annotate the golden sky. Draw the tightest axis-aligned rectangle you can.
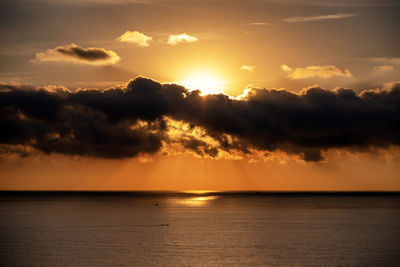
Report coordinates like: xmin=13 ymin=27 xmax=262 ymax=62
xmin=0 ymin=0 xmax=399 ymax=190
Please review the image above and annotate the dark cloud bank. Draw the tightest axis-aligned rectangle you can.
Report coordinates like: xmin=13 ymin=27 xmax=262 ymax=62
xmin=1 ymin=77 xmax=399 ymax=161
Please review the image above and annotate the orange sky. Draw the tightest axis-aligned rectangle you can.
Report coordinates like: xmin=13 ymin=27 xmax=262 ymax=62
xmin=1 ymin=149 xmax=399 ymax=191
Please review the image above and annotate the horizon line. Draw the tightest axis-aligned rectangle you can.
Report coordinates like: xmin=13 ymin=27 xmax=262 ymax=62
xmin=1 ymin=190 xmax=399 ymax=195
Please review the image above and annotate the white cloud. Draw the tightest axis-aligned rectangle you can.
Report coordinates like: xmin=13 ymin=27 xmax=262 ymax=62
xmin=282 ymin=64 xmax=353 ymax=79
xmin=117 ymin=31 xmax=152 ymax=47
xmin=241 ymin=65 xmax=256 ymax=72
xmin=281 ymin=64 xmax=293 ymax=72
xmin=167 ymin=33 xmax=198 ymax=45
xmin=284 ymin=13 xmax=357 ymax=23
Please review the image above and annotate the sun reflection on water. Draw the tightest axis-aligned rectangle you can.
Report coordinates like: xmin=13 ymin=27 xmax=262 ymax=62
xmin=176 ymin=196 xmax=219 ymax=207
xmin=182 ymin=190 xmax=217 ymax=194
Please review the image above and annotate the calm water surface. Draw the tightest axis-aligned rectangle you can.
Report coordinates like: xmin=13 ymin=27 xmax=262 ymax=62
xmin=0 ymin=192 xmax=399 ymax=266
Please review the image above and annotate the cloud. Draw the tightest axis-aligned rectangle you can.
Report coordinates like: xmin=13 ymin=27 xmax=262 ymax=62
xmin=243 ymin=22 xmax=270 ymax=26
xmin=2 ymin=77 xmax=400 ymax=162
xmin=167 ymin=33 xmax=198 ymax=45
xmin=282 ymin=64 xmax=353 ymax=79
xmin=241 ymin=65 xmax=255 ymax=72
xmin=117 ymin=31 xmax=152 ymax=47
xmin=384 ymin=80 xmax=400 ymax=89
xmin=40 ymin=0 xmax=152 ymax=4
xmin=33 ymin=44 xmax=120 ymax=65
xmin=371 ymin=57 xmax=400 ymax=66
xmin=41 ymin=0 xmax=400 ymax=7
xmin=281 ymin=64 xmax=293 ymax=72
xmin=284 ymin=13 xmax=357 ymax=23
xmin=373 ymin=65 xmax=395 ymax=72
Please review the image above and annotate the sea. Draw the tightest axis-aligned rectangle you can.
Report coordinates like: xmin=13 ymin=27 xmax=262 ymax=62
xmin=0 ymin=191 xmax=399 ymax=266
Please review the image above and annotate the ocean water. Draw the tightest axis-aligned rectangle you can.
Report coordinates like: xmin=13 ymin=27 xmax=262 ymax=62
xmin=0 ymin=192 xmax=399 ymax=266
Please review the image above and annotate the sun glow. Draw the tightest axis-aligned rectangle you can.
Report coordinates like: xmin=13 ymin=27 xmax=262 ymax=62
xmin=176 ymin=196 xmax=219 ymax=206
xmin=183 ymin=190 xmax=217 ymax=194
xmin=179 ymin=73 xmax=227 ymax=95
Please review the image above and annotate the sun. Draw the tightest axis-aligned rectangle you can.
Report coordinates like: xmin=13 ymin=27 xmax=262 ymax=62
xmin=179 ymin=72 xmax=226 ymax=95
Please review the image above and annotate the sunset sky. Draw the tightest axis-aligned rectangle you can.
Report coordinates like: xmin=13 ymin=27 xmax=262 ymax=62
xmin=1 ymin=0 xmax=399 ymax=190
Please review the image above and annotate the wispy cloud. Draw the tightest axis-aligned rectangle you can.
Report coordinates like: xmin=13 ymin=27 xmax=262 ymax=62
xmin=167 ymin=33 xmax=198 ymax=45
xmin=373 ymin=65 xmax=395 ymax=72
xmin=42 ymin=0 xmax=400 ymax=7
xmin=284 ymin=13 xmax=357 ymax=23
xmin=370 ymin=57 xmax=400 ymax=65
xmin=117 ymin=31 xmax=152 ymax=47
xmin=241 ymin=65 xmax=255 ymax=72
xmin=48 ymin=0 xmax=153 ymax=5
xmin=243 ymin=22 xmax=271 ymax=26
xmin=32 ymin=44 xmax=120 ymax=65
xmin=282 ymin=64 xmax=353 ymax=79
